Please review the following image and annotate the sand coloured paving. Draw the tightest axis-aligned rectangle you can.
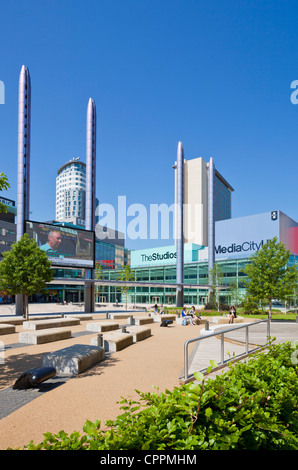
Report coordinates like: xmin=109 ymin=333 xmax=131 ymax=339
xmin=0 ymin=305 xmax=204 ymax=450
xmin=0 ymin=303 xmax=296 ymax=450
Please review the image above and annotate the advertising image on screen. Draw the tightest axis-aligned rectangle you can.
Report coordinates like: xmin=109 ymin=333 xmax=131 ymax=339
xmin=25 ymin=220 xmax=95 ymax=268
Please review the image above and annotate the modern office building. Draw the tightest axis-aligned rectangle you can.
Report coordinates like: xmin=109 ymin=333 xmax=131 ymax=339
xmin=174 ymin=156 xmax=234 ymax=246
xmin=56 ymin=157 xmax=86 ymax=225
xmin=101 ymin=210 xmax=298 ymax=306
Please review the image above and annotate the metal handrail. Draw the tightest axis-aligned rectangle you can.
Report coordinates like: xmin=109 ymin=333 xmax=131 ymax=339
xmin=183 ymin=319 xmax=271 ymax=382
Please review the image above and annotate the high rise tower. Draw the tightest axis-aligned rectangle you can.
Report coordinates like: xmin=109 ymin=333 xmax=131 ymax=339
xmin=55 ymin=157 xmax=86 ymax=224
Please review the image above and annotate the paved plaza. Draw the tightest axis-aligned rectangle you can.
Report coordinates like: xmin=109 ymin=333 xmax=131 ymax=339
xmin=0 ymin=302 xmax=297 ymax=450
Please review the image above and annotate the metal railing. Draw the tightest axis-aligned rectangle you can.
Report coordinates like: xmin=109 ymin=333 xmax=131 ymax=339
xmin=182 ymin=319 xmax=271 ymax=383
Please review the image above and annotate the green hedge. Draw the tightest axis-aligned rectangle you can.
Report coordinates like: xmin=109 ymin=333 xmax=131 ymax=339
xmin=20 ymin=341 xmax=298 ymax=450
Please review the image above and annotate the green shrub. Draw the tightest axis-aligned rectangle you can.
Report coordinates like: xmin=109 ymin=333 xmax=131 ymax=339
xmin=21 ymin=341 xmax=298 ymax=451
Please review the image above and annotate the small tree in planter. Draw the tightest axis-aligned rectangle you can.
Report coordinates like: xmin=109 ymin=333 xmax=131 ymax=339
xmin=116 ymin=264 xmax=134 ymax=311
xmin=243 ymin=237 xmax=298 ymax=321
xmin=0 ymin=234 xmax=53 ymax=319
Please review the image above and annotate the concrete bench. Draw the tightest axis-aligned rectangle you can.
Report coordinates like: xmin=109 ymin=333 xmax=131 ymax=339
xmin=102 ymin=331 xmax=134 ymax=352
xmin=19 ymin=327 xmax=72 ymax=345
xmin=22 ymin=318 xmax=80 ymax=330
xmin=153 ymin=314 xmax=177 ymax=323
xmin=126 ymin=326 xmax=151 ymax=342
xmin=108 ymin=313 xmax=133 ymax=320
xmin=205 ymin=316 xmax=245 ymax=324
xmin=64 ymin=314 xmax=93 ymax=321
xmin=43 ymin=344 xmax=105 ymax=375
xmin=0 ymin=323 xmax=16 ymax=335
xmin=176 ymin=317 xmax=207 ymax=325
xmin=86 ymin=321 xmax=120 ymax=333
xmin=133 ymin=316 xmax=154 ymax=326
xmin=0 ymin=317 xmax=24 ymax=326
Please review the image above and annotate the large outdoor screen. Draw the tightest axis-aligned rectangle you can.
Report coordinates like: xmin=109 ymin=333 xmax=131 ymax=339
xmin=25 ymin=220 xmax=95 ymax=268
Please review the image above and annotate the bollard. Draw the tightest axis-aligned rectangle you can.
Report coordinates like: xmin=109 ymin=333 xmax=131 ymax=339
xmin=129 ymin=315 xmax=134 ymax=325
xmin=61 ymin=312 xmax=64 ymax=318
xmin=121 ymin=326 xmax=127 ymax=333
xmin=106 ymin=311 xmax=109 ymax=319
xmin=205 ymin=320 xmax=209 ymax=331
xmin=97 ymin=334 xmax=103 ymax=347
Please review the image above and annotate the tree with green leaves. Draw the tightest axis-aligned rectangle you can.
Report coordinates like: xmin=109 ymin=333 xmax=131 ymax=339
xmin=208 ymin=263 xmax=224 ymax=310
xmin=0 ymin=234 xmax=53 ymax=319
xmin=243 ymin=237 xmax=298 ymax=321
xmin=94 ymin=262 xmax=103 ymax=303
xmin=0 ymin=172 xmax=10 ymax=213
xmin=116 ymin=264 xmax=135 ymax=310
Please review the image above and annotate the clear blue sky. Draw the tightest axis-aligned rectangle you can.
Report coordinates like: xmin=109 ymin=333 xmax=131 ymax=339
xmin=0 ymin=0 xmax=297 ymax=250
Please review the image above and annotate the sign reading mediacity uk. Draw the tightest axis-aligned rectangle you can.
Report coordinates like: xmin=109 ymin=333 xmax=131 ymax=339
xmin=25 ymin=220 xmax=95 ymax=268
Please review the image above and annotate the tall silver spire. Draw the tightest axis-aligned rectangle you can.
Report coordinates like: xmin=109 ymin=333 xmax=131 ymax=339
xmin=85 ymin=98 xmax=96 ymax=313
xmin=208 ymin=157 xmax=215 ymax=296
xmin=176 ymin=141 xmax=184 ymax=307
xmin=85 ymin=97 xmax=96 ymax=232
xmin=16 ymin=65 xmax=31 ymax=316
xmin=17 ymin=65 xmax=31 ymax=241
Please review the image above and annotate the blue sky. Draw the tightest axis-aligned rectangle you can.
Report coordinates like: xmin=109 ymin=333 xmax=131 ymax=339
xmin=0 ymin=0 xmax=297 ymax=250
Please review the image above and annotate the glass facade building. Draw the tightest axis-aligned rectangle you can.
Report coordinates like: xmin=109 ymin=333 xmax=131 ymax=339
xmin=100 ymin=210 xmax=298 ymax=306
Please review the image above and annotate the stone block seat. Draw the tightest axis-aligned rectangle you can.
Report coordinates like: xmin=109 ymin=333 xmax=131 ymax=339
xmin=43 ymin=344 xmax=105 ymax=375
xmin=108 ymin=313 xmax=133 ymax=320
xmin=85 ymin=321 xmax=120 ymax=333
xmin=126 ymin=325 xmax=151 ymax=342
xmin=22 ymin=317 xmax=80 ymax=330
xmin=0 ymin=324 xmax=16 ymax=335
xmin=18 ymin=328 xmax=72 ymax=345
xmin=176 ymin=317 xmax=207 ymax=325
xmin=153 ymin=314 xmax=177 ymax=323
xmin=64 ymin=314 xmax=93 ymax=321
xmin=102 ymin=331 xmax=134 ymax=352
xmin=133 ymin=316 xmax=154 ymax=326
xmin=203 ymin=316 xmax=245 ymax=325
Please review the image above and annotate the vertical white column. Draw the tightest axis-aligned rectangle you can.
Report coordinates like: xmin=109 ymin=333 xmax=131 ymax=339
xmin=85 ymin=98 xmax=96 ymax=313
xmin=176 ymin=141 xmax=184 ymax=307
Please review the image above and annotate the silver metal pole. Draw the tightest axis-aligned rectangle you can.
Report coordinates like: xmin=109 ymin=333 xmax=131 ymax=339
xmin=221 ymin=333 xmax=224 ymax=364
xmin=16 ymin=65 xmax=31 ymax=316
xmin=176 ymin=141 xmax=184 ymax=307
xmin=85 ymin=98 xmax=96 ymax=313
xmin=245 ymin=326 xmax=249 ymax=354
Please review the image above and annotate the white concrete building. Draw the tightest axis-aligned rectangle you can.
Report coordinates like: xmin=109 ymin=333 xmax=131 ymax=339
xmin=55 ymin=157 xmax=86 ymax=225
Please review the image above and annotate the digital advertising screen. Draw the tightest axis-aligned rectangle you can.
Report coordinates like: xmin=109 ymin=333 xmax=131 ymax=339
xmin=25 ymin=220 xmax=95 ymax=268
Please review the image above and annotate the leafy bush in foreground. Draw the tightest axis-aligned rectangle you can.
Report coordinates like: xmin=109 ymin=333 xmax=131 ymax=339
xmin=22 ymin=341 xmax=298 ymax=450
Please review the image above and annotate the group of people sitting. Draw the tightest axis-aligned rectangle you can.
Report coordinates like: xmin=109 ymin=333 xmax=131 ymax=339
xmin=181 ymin=305 xmax=201 ymax=325
xmin=153 ymin=303 xmax=237 ymax=325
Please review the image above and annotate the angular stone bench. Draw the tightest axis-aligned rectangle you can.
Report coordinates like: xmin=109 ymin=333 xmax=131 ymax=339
xmin=0 ymin=324 xmax=16 ymax=335
xmin=153 ymin=314 xmax=177 ymax=323
xmin=43 ymin=344 xmax=105 ymax=375
xmin=108 ymin=313 xmax=133 ymax=320
xmin=204 ymin=316 xmax=245 ymax=324
xmin=133 ymin=316 xmax=154 ymax=326
xmin=0 ymin=317 xmax=24 ymax=326
xmin=19 ymin=328 xmax=72 ymax=345
xmin=176 ymin=317 xmax=206 ymax=325
xmin=86 ymin=321 xmax=120 ymax=333
xmin=102 ymin=331 xmax=134 ymax=352
xmin=22 ymin=318 xmax=80 ymax=330
xmin=64 ymin=314 xmax=93 ymax=321
xmin=126 ymin=326 xmax=151 ymax=342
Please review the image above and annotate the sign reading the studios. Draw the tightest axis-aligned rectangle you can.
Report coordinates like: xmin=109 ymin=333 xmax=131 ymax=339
xmin=141 ymin=251 xmax=177 ymax=262
xmin=215 ymin=240 xmax=265 ymax=255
